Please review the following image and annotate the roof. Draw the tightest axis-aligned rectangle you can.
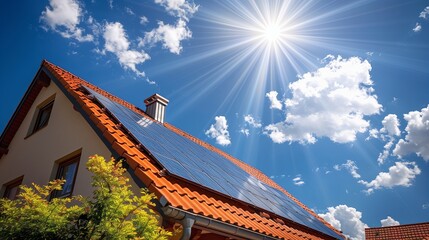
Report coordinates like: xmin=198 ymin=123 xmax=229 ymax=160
xmin=365 ymin=222 xmax=429 ymax=240
xmin=0 ymin=60 xmax=344 ymax=240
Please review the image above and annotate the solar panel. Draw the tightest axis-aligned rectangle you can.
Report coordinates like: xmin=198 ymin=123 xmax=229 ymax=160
xmin=83 ymin=86 xmax=342 ymax=239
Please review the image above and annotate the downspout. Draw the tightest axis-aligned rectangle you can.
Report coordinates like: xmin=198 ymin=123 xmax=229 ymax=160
xmin=181 ymin=217 xmax=195 ymax=240
xmin=162 ymin=205 xmax=276 ymax=240
xmin=161 ymin=205 xmax=194 ymax=240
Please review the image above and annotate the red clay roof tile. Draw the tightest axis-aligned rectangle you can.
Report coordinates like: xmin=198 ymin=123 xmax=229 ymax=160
xmin=365 ymin=222 xmax=429 ymax=240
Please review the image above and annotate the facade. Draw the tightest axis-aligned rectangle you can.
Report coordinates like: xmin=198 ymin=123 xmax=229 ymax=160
xmin=0 ymin=60 xmax=344 ymax=240
xmin=365 ymin=222 xmax=429 ymax=240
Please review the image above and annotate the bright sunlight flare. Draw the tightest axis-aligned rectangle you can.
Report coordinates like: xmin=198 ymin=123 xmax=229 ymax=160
xmin=172 ymin=0 xmax=375 ymax=117
xmin=261 ymin=22 xmax=282 ymax=43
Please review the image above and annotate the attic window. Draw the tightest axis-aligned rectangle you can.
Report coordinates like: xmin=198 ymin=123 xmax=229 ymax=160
xmin=32 ymin=101 xmax=54 ymax=133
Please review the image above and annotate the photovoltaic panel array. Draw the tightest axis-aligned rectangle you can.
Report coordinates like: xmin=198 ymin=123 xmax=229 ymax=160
xmin=84 ymin=86 xmax=342 ymax=239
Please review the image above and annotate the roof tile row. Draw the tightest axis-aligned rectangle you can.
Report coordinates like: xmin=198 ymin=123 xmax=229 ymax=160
xmin=365 ymin=222 xmax=429 ymax=240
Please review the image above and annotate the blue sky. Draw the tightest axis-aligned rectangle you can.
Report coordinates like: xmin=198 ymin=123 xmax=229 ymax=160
xmin=1 ymin=1 xmax=428 ymax=239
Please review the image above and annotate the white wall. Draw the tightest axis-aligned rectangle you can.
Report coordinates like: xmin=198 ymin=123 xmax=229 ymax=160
xmin=0 ymin=80 xmax=112 ymax=197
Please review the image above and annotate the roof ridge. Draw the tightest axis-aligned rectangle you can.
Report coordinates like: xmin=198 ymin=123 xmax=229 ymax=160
xmin=367 ymin=221 xmax=429 ymax=229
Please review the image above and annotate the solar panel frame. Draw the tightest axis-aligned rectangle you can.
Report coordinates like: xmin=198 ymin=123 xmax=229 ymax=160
xmin=83 ymin=86 xmax=342 ymax=239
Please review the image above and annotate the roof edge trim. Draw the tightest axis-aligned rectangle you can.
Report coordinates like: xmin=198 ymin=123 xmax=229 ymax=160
xmin=0 ymin=64 xmax=52 ymax=159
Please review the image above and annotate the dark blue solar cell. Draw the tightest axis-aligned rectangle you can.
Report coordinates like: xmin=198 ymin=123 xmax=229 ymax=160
xmin=217 ymin=179 xmax=257 ymax=205
xmin=154 ymin=155 xmax=196 ymax=181
xmin=247 ymin=190 xmax=276 ymax=213
xmin=181 ymin=163 xmax=226 ymax=194
xmin=209 ymin=176 xmax=244 ymax=200
xmin=84 ymin=86 xmax=342 ymax=239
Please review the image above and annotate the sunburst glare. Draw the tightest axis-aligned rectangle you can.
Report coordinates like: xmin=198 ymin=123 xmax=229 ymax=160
xmin=246 ymin=5 xmax=290 ymax=49
xmin=168 ymin=0 xmax=378 ymax=117
xmin=261 ymin=23 xmax=282 ymax=43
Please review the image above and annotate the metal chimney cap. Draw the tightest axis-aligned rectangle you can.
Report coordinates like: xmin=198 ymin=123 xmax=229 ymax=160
xmin=144 ymin=93 xmax=169 ymax=106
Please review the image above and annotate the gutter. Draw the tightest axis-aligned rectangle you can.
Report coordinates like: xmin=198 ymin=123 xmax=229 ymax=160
xmin=162 ymin=206 xmax=277 ymax=240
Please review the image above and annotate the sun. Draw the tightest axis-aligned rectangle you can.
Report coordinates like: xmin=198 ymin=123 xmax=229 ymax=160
xmin=262 ymin=23 xmax=282 ymax=43
xmin=181 ymin=0 xmax=318 ymax=107
xmin=249 ymin=7 xmax=289 ymax=50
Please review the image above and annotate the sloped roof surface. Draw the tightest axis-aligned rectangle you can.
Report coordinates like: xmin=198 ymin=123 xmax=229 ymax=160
xmin=1 ymin=60 xmax=344 ymax=240
xmin=365 ymin=222 xmax=429 ymax=240
xmin=84 ymin=86 xmax=340 ymax=238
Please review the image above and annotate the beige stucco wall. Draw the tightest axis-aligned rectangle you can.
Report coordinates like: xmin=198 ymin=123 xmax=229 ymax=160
xmin=0 ymin=80 xmax=112 ymax=197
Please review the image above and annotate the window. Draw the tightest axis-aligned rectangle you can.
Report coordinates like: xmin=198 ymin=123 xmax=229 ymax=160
xmin=51 ymin=155 xmax=80 ymax=198
xmin=2 ymin=176 xmax=23 ymax=200
xmin=32 ymin=101 xmax=54 ymax=133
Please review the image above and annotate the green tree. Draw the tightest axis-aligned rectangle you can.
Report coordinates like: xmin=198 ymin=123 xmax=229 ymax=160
xmin=0 ymin=155 xmax=171 ymax=240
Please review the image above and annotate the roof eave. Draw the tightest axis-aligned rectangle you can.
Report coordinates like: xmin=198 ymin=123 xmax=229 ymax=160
xmin=0 ymin=61 xmax=51 ymax=159
xmin=163 ymin=206 xmax=277 ymax=240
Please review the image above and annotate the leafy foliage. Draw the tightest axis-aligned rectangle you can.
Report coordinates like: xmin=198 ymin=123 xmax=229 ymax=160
xmin=0 ymin=155 xmax=171 ymax=240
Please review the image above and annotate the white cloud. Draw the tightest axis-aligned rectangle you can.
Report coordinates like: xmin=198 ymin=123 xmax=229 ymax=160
xmin=377 ymin=139 xmax=395 ymax=165
xmin=423 ymin=203 xmax=429 ymax=210
xmin=380 ymin=216 xmax=400 ymax=227
xmin=319 ymin=205 xmax=368 ymax=240
xmin=125 ymin=7 xmax=135 ymax=15
xmin=265 ymin=91 xmax=283 ymax=110
xmin=86 ymin=16 xmax=102 ymax=38
xmin=103 ymin=22 xmax=150 ymax=77
xmin=240 ymin=128 xmax=250 ymax=136
xmin=367 ymin=128 xmax=379 ymax=140
xmin=380 ymin=114 xmax=400 ymax=137
xmin=419 ymin=6 xmax=429 ymax=19
xmin=334 ymin=160 xmax=361 ymax=179
xmin=358 ymin=162 xmax=421 ymax=194
xmin=145 ymin=77 xmax=156 ymax=85
xmin=321 ymin=54 xmax=335 ymax=63
xmin=264 ymin=56 xmax=382 ymax=144
xmin=40 ymin=0 xmax=93 ymax=42
xmin=205 ymin=116 xmax=231 ymax=146
xmin=154 ymin=0 xmax=198 ymax=21
xmin=367 ymin=114 xmax=400 ymax=165
xmin=270 ymin=174 xmax=286 ymax=179
xmin=140 ymin=16 xmax=149 ymax=25
xmin=292 ymin=176 xmax=305 ymax=186
xmin=393 ymin=105 xmax=429 ymax=161
xmin=244 ymin=114 xmax=262 ymax=128
xmin=413 ymin=23 xmax=422 ymax=32
xmin=103 ymin=22 xmax=129 ymax=53
xmin=263 ymin=124 xmax=288 ymax=144
xmin=142 ymin=19 xmax=192 ymax=55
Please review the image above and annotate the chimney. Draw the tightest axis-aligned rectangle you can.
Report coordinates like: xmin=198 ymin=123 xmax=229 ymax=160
xmin=144 ymin=94 xmax=169 ymax=123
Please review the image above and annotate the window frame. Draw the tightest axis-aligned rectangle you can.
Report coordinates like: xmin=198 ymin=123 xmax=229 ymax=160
xmin=26 ymin=95 xmax=56 ymax=138
xmin=2 ymin=175 xmax=24 ymax=200
xmin=32 ymin=100 xmax=54 ymax=134
xmin=51 ymin=154 xmax=80 ymax=199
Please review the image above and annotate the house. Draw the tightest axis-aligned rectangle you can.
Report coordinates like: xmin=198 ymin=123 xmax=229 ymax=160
xmin=0 ymin=60 xmax=344 ymax=240
xmin=365 ymin=222 xmax=429 ymax=240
